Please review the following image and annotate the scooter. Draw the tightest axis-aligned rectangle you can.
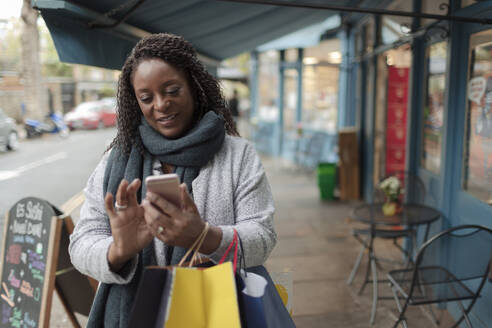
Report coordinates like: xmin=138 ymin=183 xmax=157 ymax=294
xmin=25 ymin=112 xmax=69 ymax=138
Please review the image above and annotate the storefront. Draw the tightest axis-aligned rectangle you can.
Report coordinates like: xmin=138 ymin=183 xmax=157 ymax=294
xmin=251 ymin=35 xmax=341 ymax=165
xmin=340 ymin=0 xmax=492 ymax=324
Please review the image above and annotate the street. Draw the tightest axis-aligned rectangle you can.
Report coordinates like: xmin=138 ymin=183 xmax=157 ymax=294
xmin=0 ymin=128 xmax=116 ymax=238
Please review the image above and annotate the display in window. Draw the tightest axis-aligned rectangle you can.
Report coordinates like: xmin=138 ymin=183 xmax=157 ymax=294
xmin=422 ymin=42 xmax=447 ymax=174
xmin=258 ymin=51 xmax=279 ymax=122
xmin=463 ymin=30 xmax=492 ymax=203
xmin=385 ymin=67 xmax=409 ymax=176
xmin=302 ymin=65 xmax=339 ymax=132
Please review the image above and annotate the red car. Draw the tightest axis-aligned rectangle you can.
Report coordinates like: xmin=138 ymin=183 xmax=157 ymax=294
xmin=64 ymin=98 xmax=116 ymax=130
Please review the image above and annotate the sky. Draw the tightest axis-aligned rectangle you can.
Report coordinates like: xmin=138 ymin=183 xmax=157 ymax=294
xmin=0 ymin=0 xmax=23 ymax=20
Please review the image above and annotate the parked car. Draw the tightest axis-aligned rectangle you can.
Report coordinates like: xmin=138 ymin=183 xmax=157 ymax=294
xmin=0 ymin=108 xmax=19 ymax=151
xmin=98 ymin=97 xmax=117 ymax=127
xmin=64 ymin=98 xmax=117 ymax=130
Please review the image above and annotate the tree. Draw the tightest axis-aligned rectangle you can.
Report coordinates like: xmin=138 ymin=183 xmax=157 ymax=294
xmin=0 ymin=19 xmax=22 ymax=72
xmin=21 ymin=0 xmax=45 ymax=120
xmin=40 ymin=21 xmax=73 ymax=77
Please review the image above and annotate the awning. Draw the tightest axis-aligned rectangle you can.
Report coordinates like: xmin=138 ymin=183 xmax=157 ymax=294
xmin=34 ymin=0 xmax=346 ymax=70
xmin=256 ymin=15 xmax=341 ymax=52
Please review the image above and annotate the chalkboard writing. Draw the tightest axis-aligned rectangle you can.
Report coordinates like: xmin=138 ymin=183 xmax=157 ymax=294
xmin=0 ymin=197 xmax=62 ymax=328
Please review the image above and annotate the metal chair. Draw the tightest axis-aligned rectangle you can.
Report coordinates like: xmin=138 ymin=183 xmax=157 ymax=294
xmin=387 ymin=225 xmax=492 ymax=328
xmin=347 ymin=171 xmax=428 ymax=324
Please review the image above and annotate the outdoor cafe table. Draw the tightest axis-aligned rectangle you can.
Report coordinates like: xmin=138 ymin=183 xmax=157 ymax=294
xmin=352 ymin=202 xmax=441 ymax=239
xmin=349 ymin=202 xmax=441 ymax=324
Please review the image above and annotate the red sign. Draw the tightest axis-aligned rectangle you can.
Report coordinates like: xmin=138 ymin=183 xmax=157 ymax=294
xmin=385 ymin=67 xmax=409 ymax=175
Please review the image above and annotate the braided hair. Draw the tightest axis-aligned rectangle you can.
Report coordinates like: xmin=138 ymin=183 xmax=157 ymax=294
xmin=108 ymin=33 xmax=239 ymax=154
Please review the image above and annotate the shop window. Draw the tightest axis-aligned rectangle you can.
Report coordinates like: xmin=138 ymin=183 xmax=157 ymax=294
xmin=463 ymin=29 xmax=492 ymax=203
xmin=303 ymin=39 xmax=341 ymax=65
xmin=302 ymin=65 xmax=339 ymax=132
xmin=421 ymin=42 xmax=447 ymax=174
xmin=258 ymin=50 xmax=279 ymax=122
xmin=421 ymin=0 xmax=449 ymax=26
xmin=302 ymin=39 xmax=340 ymax=132
xmin=283 ymin=69 xmax=298 ymax=132
xmin=381 ymin=0 xmax=412 ymax=45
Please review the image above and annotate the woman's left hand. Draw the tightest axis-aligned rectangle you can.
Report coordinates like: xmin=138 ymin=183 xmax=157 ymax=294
xmin=142 ymin=183 xmax=206 ymax=249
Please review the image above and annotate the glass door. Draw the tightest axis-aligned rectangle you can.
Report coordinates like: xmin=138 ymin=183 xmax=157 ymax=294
xmin=448 ymin=27 xmax=492 ymax=228
xmin=460 ymin=29 xmax=492 ymax=207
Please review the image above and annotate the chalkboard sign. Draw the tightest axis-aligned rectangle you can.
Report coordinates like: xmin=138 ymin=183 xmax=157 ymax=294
xmin=0 ymin=197 xmax=62 ymax=328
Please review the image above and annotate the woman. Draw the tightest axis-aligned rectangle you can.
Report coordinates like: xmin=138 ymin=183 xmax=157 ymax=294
xmin=69 ymin=33 xmax=277 ymax=327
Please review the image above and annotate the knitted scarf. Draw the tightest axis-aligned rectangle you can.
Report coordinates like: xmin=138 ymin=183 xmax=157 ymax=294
xmin=87 ymin=111 xmax=226 ymax=328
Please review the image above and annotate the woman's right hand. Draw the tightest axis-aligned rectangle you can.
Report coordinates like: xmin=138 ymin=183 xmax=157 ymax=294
xmin=104 ymin=179 xmax=153 ymax=272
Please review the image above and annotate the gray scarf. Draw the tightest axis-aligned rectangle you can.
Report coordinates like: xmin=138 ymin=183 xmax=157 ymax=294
xmin=87 ymin=111 xmax=226 ymax=328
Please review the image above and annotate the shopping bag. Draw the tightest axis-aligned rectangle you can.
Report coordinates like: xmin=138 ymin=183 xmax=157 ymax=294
xmin=227 ymin=231 xmax=296 ymax=328
xmin=237 ymin=269 xmax=268 ymax=328
xmin=269 ymin=270 xmax=294 ymax=315
xmin=164 ymin=262 xmax=241 ymax=328
xmin=244 ymin=266 xmax=296 ymax=328
xmin=129 ymin=223 xmax=241 ymax=328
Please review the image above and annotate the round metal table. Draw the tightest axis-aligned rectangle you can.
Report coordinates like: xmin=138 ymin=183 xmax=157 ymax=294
xmin=352 ymin=202 xmax=441 ymax=227
xmin=348 ymin=202 xmax=441 ymax=325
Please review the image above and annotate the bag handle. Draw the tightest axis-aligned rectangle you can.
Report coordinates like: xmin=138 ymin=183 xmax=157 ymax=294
xmin=237 ymin=232 xmax=247 ymax=275
xmin=189 ymin=223 xmax=210 ymax=267
xmin=218 ymin=229 xmax=239 ymax=272
xmin=178 ymin=222 xmax=210 ymax=267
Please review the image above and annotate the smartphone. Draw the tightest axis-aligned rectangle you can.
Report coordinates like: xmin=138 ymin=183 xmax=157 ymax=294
xmin=145 ymin=173 xmax=181 ymax=207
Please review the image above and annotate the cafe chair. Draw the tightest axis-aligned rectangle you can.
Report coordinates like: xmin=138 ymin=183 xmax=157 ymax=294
xmin=387 ymin=224 xmax=492 ymax=328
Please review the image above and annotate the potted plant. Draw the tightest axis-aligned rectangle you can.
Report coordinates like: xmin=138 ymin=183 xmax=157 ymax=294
xmin=378 ymin=176 xmax=402 ymax=216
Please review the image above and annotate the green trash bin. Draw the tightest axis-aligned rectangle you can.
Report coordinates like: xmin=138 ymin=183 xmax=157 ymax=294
xmin=317 ymin=162 xmax=336 ymax=200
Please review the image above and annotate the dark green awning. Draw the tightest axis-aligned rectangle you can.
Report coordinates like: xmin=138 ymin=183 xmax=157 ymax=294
xmin=34 ymin=0 xmax=345 ymax=70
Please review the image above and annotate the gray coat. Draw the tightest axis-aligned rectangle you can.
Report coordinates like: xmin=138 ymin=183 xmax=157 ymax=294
xmin=69 ymin=135 xmax=277 ymax=284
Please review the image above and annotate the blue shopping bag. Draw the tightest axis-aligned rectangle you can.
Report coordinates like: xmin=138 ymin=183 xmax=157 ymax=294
xmin=241 ymin=266 xmax=296 ymax=328
xmin=223 ymin=229 xmax=295 ymax=328
xmin=236 ymin=269 xmax=268 ymax=328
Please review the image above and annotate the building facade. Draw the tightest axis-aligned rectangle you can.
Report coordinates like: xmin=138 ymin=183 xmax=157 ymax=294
xmin=250 ymin=0 xmax=492 ymax=324
xmin=342 ymin=0 xmax=492 ymax=324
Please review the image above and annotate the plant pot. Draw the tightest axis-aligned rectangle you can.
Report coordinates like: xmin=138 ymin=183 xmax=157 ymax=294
xmin=382 ymin=202 xmax=398 ymax=216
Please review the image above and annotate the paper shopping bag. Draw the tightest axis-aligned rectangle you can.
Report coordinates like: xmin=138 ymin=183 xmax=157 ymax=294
xmin=164 ymin=262 xmax=241 ymax=328
xmin=128 ymin=266 xmax=170 ymax=328
xmin=130 ymin=223 xmax=241 ymax=328
xmin=129 ymin=262 xmax=241 ymax=328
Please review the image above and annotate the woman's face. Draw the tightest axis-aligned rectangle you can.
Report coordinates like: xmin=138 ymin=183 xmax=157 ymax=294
xmin=132 ymin=58 xmax=195 ymax=139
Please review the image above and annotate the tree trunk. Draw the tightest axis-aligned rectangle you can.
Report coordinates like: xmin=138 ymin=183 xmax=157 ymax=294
xmin=21 ymin=0 xmax=45 ymax=121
